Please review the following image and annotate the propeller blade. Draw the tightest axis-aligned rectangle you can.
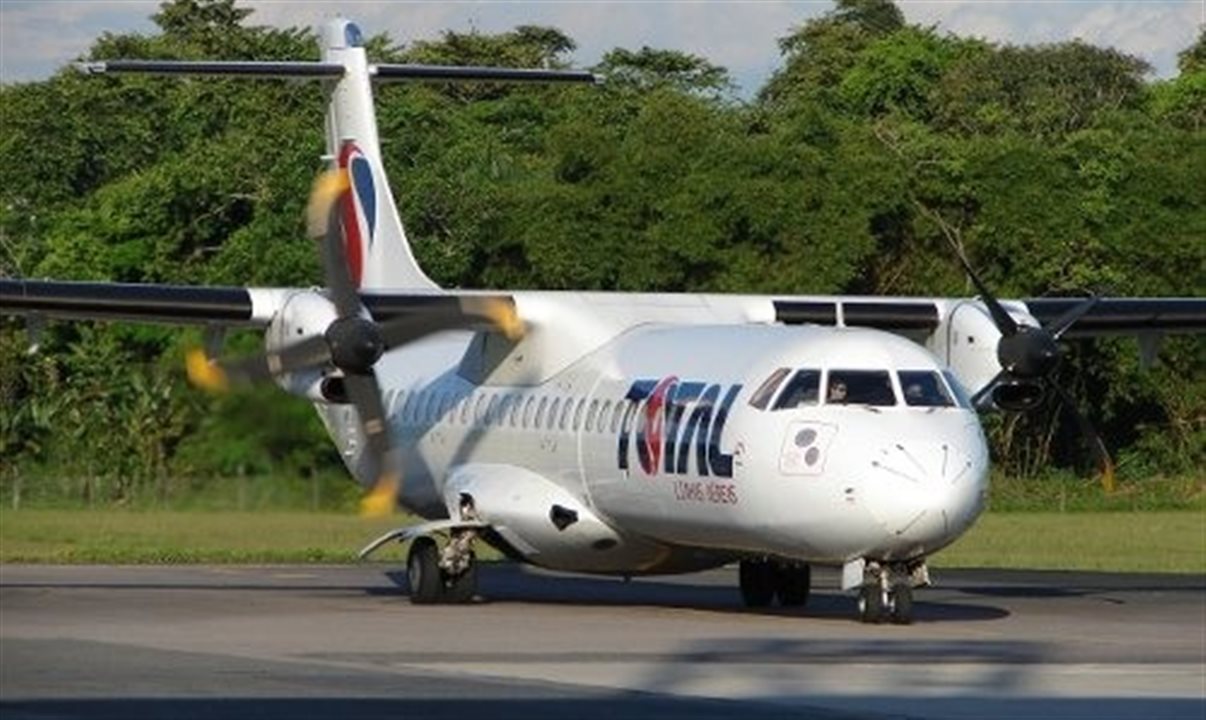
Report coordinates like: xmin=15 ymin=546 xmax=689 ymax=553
xmin=343 ymin=371 xmax=403 ymax=517
xmin=185 ymin=336 xmax=332 ymax=393
xmin=1050 ymin=382 xmax=1116 ymax=493
xmin=956 ymin=254 xmax=1018 ymax=336
xmin=1044 ymin=295 xmax=1100 ymax=341
xmin=307 ymin=169 xmax=361 ymax=320
xmin=969 ymin=368 xmax=1008 ymax=409
xmin=376 ymin=296 xmax=525 ymax=350
xmin=461 ymin=296 xmax=525 ymax=341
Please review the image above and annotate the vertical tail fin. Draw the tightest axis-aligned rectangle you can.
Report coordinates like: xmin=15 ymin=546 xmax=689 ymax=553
xmin=320 ymin=20 xmax=437 ymax=291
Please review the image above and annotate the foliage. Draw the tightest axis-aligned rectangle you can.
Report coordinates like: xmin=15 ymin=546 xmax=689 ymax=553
xmin=1 ymin=0 xmax=1202 ymax=506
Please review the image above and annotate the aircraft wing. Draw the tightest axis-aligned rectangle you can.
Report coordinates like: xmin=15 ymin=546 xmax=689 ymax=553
xmin=1019 ymin=298 xmax=1206 ymax=337
xmin=0 ymin=279 xmax=285 ymax=327
xmin=773 ymin=296 xmax=1206 ymax=336
xmin=0 ymin=278 xmax=519 ymax=330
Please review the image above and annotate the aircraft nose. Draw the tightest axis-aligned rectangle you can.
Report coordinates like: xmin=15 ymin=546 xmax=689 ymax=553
xmin=863 ymin=430 xmax=987 ymax=550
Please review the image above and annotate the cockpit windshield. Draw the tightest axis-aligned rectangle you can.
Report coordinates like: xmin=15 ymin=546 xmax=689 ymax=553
xmin=942 ymin=370 xmax=974 ymax=409
xmin=826 ymin=370 xmax=896 ymax=406
xmin=773 ymin=369 xmax=821 ymax=410
xmin=755 ymin=366 xmax=969 ymax=411
xmin=898 ymin=370 xmax=955 ymax=407
xmin=749 ymin=367 xmax=791 ymax=410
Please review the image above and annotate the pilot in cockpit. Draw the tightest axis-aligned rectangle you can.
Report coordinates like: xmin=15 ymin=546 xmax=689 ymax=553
xmin=827 ymin=379 xmax=848 ymax=404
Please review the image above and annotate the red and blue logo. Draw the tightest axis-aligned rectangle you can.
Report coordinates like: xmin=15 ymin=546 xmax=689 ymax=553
xmin=339 ymin=142 xmax=377 ymax=287
xmin=617 ymin=377 xmax=741 ymax=479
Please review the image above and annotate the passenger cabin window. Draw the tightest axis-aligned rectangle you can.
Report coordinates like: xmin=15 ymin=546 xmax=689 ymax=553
xmin=749 ymin=367 xmax=791 ymax=410
xmin=772 ymin=369 xmax=821 ymax=410
xmin=826 ymin=370 xmax=896 ymax=406
xmin=536 ymin=397 xmax=549 ymax=427
xmin=898 ymin=370 xmax=955 ymax=407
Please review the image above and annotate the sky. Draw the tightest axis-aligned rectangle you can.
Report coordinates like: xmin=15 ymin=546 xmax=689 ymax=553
xmin=1 ymin=1 xmax=1202 ymax=96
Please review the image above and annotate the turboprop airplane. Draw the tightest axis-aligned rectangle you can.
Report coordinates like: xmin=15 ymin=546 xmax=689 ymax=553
xmin=3 ymin=19 xmax=1204 ymax=623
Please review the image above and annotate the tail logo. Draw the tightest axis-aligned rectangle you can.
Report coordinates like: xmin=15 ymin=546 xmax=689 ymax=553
xmin=338 ymin=143 xmax=377 ymax=287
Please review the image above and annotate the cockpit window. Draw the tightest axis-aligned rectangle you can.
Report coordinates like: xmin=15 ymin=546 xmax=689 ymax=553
xmin=898 ymin=370 xmax=955 ymax=407
xmin=942 ymin=370 xmax=974 ymax=409
xmin=749 ymin=367 xmax=790 ymax=410
xmin=826 ymin=370 xmax=896 ymax=406
xmin=773 ymin=369 xmax=821 ymax=410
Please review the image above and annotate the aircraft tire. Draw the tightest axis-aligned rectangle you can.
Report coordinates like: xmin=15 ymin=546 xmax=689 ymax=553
xmin=890 ymin=583 xmax=913 ymax=625
xmin=775 ymin=563 xmax=811 ymax=607
xmin=407 ymin=536 xmax=444 ymax=604
xmin=445 ymin=552 xmax=478 ymax=604
xmin=858 ymin=584 xmax=885 ymax=624
xmin=739 ymin=559 xmax=775 ymax=608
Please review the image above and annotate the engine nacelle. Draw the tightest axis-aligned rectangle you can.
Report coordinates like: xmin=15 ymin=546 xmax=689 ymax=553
xmin=443 ymin=464 xmax=667 ymax=573
xmin=991 ymin=380 xmax=1046 ymax=412
xmin=934 ymin=299 xmax=1043 ymax=407
xmin=264 ymin=289 xmax=342 ymax=400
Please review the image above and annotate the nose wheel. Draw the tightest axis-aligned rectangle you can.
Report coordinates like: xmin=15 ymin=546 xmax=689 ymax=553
xmin=857 ymin=561 xmax=919 ymax=624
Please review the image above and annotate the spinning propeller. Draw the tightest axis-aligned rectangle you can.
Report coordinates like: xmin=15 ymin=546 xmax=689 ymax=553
xmin=187 ymin=170 xmax=524 ymax=515
xmin=944 ymin=239 xmax=1116 ymax=492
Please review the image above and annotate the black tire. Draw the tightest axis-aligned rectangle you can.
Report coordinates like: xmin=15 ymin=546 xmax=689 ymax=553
xmin=407 ymin=536 xmax=444 ymax=605
xmin=775 ymin=563 xmax=811 ymax=608
xmin=890 ymin=583 xmax=914 ymax=625
xmin=739 ymin=560 xmax=775 ymax=608
xmin=445 ymin=552 xmax=478 ymax=604
xmin=859 ymin=584 xmax=884 ymax=624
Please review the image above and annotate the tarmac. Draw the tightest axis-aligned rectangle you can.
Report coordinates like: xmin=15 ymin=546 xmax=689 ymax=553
xmin=1 ymin=563 xmax=1203 ymax=719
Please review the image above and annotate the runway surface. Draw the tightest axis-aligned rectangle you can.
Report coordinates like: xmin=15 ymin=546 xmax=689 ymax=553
xmin=1 ymin=563 xmax=1202 ymax=719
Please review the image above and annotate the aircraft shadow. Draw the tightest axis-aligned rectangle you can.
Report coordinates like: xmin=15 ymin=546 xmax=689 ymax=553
xmin=375 ymin=563 xmax=1009 ymax=623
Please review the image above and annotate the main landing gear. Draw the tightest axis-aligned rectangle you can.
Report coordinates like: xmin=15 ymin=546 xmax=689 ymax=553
xmin=406 ymin=529 xmax=478 ymax=604
xmin=738 ymin=558 xmax=811 ymax=609
xmin=857 ymin=561 xmax=923 ymax=625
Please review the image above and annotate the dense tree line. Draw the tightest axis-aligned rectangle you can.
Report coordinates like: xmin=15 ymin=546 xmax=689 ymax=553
xmin=1 ymin=0 xmax=1202 ymax=505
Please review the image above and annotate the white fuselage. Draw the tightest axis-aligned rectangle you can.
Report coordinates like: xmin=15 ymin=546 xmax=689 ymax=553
xmin=295 ymin=290 xmax=990 ymax=576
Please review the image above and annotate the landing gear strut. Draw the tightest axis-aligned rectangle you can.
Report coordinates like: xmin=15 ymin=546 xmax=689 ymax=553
xmin=739 ymin=559 xmax=811 ymax=609
xmin=406 ymin=529 xmax=478 ymax=605
xmin=857 ymin=561 xmax=922 ymax=624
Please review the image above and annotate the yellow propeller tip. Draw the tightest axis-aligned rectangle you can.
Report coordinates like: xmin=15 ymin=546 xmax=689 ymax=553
xmin=359 ymin=482 xmax=397 ymax=518
xmin=307 ymin=169 xmax=351 ymax=237
xmin=485 ymin=299 xmax=525 ymax=341
xmin=185 ymin=348 xmax=229 ymax=393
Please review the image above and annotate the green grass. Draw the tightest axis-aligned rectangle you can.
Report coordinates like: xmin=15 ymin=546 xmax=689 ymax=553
xmin=0 ymin=510 xmax=416 ymax=564
xmin=1 ymin=508 xmax=1202 ymax=573
xmin=932 ymin=511 xmax=1205 ymax=573
xmin=985 ymin=471 xmax=1204 ymax=513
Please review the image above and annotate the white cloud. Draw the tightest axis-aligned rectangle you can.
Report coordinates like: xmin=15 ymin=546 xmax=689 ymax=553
xmin=901 ymin=1 xmax=1200 ymax=78
xmin=2 ymin=1 xmax=1199 ymax=88
xmin=0 ymin=1 xmax=157 ymax=81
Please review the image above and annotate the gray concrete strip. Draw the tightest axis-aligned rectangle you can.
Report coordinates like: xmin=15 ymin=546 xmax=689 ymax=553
xmin=1 ymin=563 xmax=1203 ymax=720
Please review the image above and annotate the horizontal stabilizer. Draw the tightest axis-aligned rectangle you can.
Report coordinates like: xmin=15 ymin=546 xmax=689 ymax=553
xmin=77 ymin=60 xmax=343 ymax=78
xmin=76 ymin=60 xmax=599 ymax=85
xmin=372 ymin=64 xmax=600 ymax=84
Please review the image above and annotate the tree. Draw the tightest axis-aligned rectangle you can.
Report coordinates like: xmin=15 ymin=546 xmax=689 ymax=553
xmin=596 ymin=47 xmax=731 ymax=97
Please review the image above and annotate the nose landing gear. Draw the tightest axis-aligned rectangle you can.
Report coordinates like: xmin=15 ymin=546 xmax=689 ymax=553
xmin=857 ymin=561 xmax=924 ymax=624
